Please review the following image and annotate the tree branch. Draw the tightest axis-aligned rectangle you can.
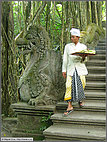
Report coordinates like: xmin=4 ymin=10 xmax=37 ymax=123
xmin=55 ymin=4 xmax=62 ymax=21
xmin=27 ymin=1 xmax=47 ymax=30
xmin=15 ymin=1 xmax=47 ymax=40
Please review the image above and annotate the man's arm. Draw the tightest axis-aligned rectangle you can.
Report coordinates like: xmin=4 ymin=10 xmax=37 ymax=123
xmin=62 ymin=45 xmax=68 ymax=78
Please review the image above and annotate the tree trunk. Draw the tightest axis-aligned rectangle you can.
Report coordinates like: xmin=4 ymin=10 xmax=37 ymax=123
xmin=91 ymin=1 xmax=96 ymax=24
xmin=97 ymin=1 xmax=102 ymax=27
xmin=86 ymin=1 xmax=92 ymax=25
xmin=61 ymin=2 xmax=64 ymax=54
xmin=80 ymin=2 xmax=87 ymax=30
xmin=64 ymin=2 xmax=71 ymax=44
xmin=1 ymin=2 xmax=10 ymax=116
xmin=95 ymin=1 xmax=98 ymax=25
xmin=71 ymin=2 xmax=78 ymax=28
xmin=46 ymin=2 xmax=51 ymax=32
xmin=79 ymin=2 xmax=82 ymax=30
xmin=18 ymin=2 xmax=21 ymax=32
xmin=25 ymin=1 xmax=31 ymax=25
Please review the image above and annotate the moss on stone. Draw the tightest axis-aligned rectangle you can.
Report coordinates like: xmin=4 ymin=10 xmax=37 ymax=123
xmin=80 ymin=23 xmax=105 ymax=49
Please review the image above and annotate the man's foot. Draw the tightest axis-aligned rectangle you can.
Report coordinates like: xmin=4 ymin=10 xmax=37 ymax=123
xmin=63 ymin=108 xmax=73 ymax=117
xmin=79 ymin=101 xmax=84 ymax=108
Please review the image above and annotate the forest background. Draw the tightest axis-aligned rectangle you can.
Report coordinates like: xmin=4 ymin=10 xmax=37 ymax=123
xmin=1 ymin=1 xmax=106 ymax=116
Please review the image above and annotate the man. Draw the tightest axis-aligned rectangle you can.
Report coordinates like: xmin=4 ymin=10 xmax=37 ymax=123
xmin=62 ymin=28 xmax=88 ymax=116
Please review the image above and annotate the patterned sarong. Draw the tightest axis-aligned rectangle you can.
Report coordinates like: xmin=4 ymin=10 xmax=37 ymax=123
xmin=64 ymin=68 xmax=86 ymax=102
xmin=71 ymin=68 xmax=85 ymax=102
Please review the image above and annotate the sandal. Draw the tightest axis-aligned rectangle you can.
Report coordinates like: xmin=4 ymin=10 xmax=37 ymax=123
xmin=63 ymin=109 xmax=73 ymax=117
xmin=79 ymin=101 xmax=84 ymax=108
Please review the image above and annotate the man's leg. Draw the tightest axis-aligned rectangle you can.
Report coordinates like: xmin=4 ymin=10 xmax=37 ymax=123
xmin=63 ymin=101 xmax=73 ymax=115
xmin=64 ymin=76 xmax=73 ymax=115
xmin=79 ymin=75 xmax=86 ymax=106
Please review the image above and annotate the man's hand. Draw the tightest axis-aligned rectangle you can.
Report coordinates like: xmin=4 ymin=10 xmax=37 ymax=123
xmin=62 ymin=72 xmax=66 ymax=78
xmin=79 ymin=54 xmax=87 ymax=61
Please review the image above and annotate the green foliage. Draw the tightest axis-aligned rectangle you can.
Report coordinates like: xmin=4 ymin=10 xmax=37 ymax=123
xmin=41 ymin=112 xmax=52 ymax=122
xmin=56 ymin=4 xmax=62 ymax=12
xmin=102 ymin=1 xmax=106 ymax=21
xmin=40 ymin=112 xmax=53 ymax=131
xmin=12 ymin=2 xmax=24 ymax=36
xmin=12 ymin=1 xmax=106 ymax=49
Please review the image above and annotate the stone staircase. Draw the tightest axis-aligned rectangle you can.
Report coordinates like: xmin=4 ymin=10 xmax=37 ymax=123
xmin=43 ymin=39 xmax=106 ymax=141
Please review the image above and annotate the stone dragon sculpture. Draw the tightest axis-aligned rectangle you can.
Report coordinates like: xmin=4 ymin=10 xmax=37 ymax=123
xmin=16 ymin=25 xmax=65 ymax=106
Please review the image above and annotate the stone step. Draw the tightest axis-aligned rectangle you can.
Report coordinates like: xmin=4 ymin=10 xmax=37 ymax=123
xmin=86 ymin=60 xmax=106 ymax=67
xmin=96 ymin=50 xmax=106 ymax=54
xmin=87 ymin=66 xmax=106 ymax=74
xmin=96 ymin=45 xmax=106 ymax=49
xmin=85 ymin=84 xmax=106 ymax=92
xmin=89 ymin=55 xmax=106 ymax=60
xmin=85 ymin=91 xmax=106 ymax=100
xmin=85 ymin=88 xmax=105 ymax=92
xmin=99 ymin=40 xmax=106 ymax=43
xmin=86 ymin=74 xmax=106 ymax=82
xmin=97 ymin=43 xmax=106 ymax=46
xmin=43 ymin=124 xmax=106 ymax=141
xmin=86 ymin=82 xmax=106 ymax=90
xmin=56 ymin=100 xmax=106 ymax=112
xmin=95 ymin=46 xmax=106 ymax=50
xmin=51 ymin=111 xmax=106 ymax=126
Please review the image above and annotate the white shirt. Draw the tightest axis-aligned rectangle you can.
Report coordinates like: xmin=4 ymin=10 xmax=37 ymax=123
xmin=62 ymin=42 xmax=88 ymax=76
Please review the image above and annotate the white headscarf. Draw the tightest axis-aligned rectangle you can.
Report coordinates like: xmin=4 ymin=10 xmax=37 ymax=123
xmin=70 ymin=28 xmax=80 ymax=37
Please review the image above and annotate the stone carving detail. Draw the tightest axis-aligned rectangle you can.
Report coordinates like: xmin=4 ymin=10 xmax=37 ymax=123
xmin=16 ymin=25 xmax=65 ymax=106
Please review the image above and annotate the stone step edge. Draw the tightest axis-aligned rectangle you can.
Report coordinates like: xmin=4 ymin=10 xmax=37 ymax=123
xmin=96 ymin=45 xmax=106 ymax=47
xmin=56 ymin=107 xmax=106 ymax=112
xmin=86 ymin=74 xmax=106 ymax=77
xmin=96 ymin=51 xmax=106 ymax=53
xmin=85 ymin=95 xmax=106 ymax=97
xmin=85 ymin=95 xmax=106 ymax=99
xmin=51 ymin=118 xmax=105 ymax=126
xmin=96 ymin=49 xmax=106 ymax=51
xmin=99 ymin=40 xmax=106 ymax=43
xmin=85 ymin=91 xmax=106 ymax=95
xmin=83 ymin=91 xmax=106 ymax=99
xmin=96 ymin=48 xmax=106 ymax=51
xmin=87 ymin=67 xmax=106 ymax=69
xmin=51 ymin=114 xmax=106 ymax=126
xmin=87 ymin=60 xmax=106 ymax=62
xmin=56 ymin=102 xmax=106 ymax=111
xmin=44 ymin=136 xmax=105 ymax=141
xmin=43 ymin=125 xmax=106 ymax=140
xmin=56 ymin=105 xmax=106 ymax=112
xmin=96 ymin=44 xmax=106 ymax=46
xmin=86 ymin=82 xmax=106 ymax=85
xmin=95 ymin=49 xmax=106 ymax=50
